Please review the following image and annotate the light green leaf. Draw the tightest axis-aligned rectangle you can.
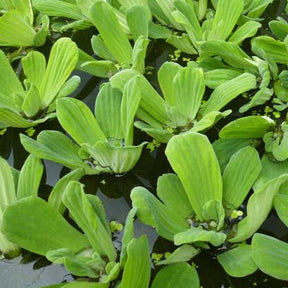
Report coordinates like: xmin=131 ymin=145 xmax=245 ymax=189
xmin=200 ymin=73 xmax=257 ymax=116
xmin=230 ymin=175 xmax=288 ymax=242
xmin=151 ymin=262 xmax=199 ymax=288
xmin=121 ymin=236 xmax=151 ymax=288
xmin=204 ymin=69 xmax=242 ymax=89
xmin=90 ymin=35 xmax=116 ymax=62
xmin=121 ymin=78 xmax=141 ymax=146
xmin=173 ymin=67 xmax=205 ymax=120
xmin=40 ymin=38 xmax=79 ymax=106
xmin=209 ymin=0 xmax=243 ymax=41
xmin=89 ymin=2 xmax=133 ymax=66
xmin=252 ymin=36 xmax=287 ymax=64
xmin=0 ymin=106 xmax=32 ymax=128
xmin=63 ymin=181 xmax=116 ymax=261
xmin=20 ymin=131 xmax=89 ymax=172
xmin=57 ymin=97 xmax=106 ymax=145
xmin=127 ymin=5 xmax=149 ymax=40
xmin=132 ymin=36 xmax=149 ymax=74
xmin=223 ymin=147 xmax=261 ymax=209
xmin=229 ymin=21 xmax=261 ymax=44
xmin=0 ymin=10 xmax=36 ymax=47
xmin=48 ymin=169 xmax=85 ymax=214
xmin=219 ymin=116 xmax=275 ymax=139
xmin=158 ymin=62 xmax=182 ymax=106
xmin=57 ymin=76 xmax=81 ymax=98
xmin=22 ymin=51 xmax=46 ymax=90
xmin=274 ymin=194 xmax=288 ymax=228
xmin=79 ymin=59 xmax=117 ymax=78
xmin=110 ymin=69 xmax=139 ymax=92
xmin=269 ymin=19 xmax=288 ymax=41
xmin=252 ymin=233 xmax=288 ymax=280
xmin=21 ymin=83 xmax=42 ymax=118
xmin=166 ymin=34 xmax=197 ymax=55
xmin=165 ymin=132 xmax=222 ymax=221
xmin=202 ymin=200 xmax=225 ymax=230
xmin=131 ymin=187 xmax=189 ymax=241
xmin=16 ymin=155 xmax=43 ymax=199
xmin=156 ymin=245 xmax=198 ymax=266
xmin=174 ymin=227 xmax=227 ymax=247
xmin=157 ymin=173 xmax=193 ymax=219
xmin=148 ymin=21 xmax=172 ymax=39
xmin=95 ymin=83 xmax=122 ymax=140
xmin=2 ymin=196 xmax=89 ymax=255
xmin=217 ymin=245 xmax=257 ymax=277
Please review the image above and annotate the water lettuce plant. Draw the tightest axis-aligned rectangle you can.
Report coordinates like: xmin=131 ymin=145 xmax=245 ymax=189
xmin=21 ymin=82 xmax=145 ymax=175
xmin=0 ymin=37 xmax=79 ymax=128
xmin=131 ymin=132 xmax=288 ymax=278
xmin=0 ymin=0 xmax=49 ymax=47
xmin=113 ymin=62 xmax=256 ymax=143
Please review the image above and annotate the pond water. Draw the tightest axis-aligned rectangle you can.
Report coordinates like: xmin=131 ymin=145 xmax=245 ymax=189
xmin=1 ymin=1 xmax=288 ymax=287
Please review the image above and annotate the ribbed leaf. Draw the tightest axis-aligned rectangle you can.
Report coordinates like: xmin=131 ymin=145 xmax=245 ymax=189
xmin=40 ymin=38 xmax=79 ymax=106
xmin=95 ymin=83 xmax=122 ymax=140
xmin=166 ymin=33 xmax=197 ymax=54
xmin=252 ymin=36 xmax=287 ymax=64
xmin=0 ymin=51 xmax=24 ymax=96
xmin=121 ymin=78 xmax=141 ymax=145
xmin=158 ymin=62 xmax=182 ymax=106
xmin=63 ymin=181 xmax=116 ymax=261
xmin=217 ymin=245 xmax=257 ymax=277
xmin=121 ymin=236 xmax=151 ymax=288
xmin=2 ymin=197 xmax=89 ymax=255
xmin=252 ymin=233 xmax=288 ymax=280
xmin=132 ymin=36 xmax=149 ymax=74
xmin=20 ymin=131 xmax=89 ymax=172
xmin=48 ymin=169 xmax=85 ymax=214
xmin=16 ymin=155 xmax=43 ymax=199
xmin=0 ymin=10 xmax=36 ymax=46
xmin=174 ymin=228 xmax=227 ymax=247
xmin=228 ymin=21 xmax=261 ymax=44
xmin=200 ymin=73 xmax=257 ymax=116
xmin=151 ymin=263 xmax=200 ymax=288
xmin=230 ymin=175 xmax=288 ymax=242
xmin=89 ymin=2 xmax=133 ymax=66
xmin=173 ymin=67 xmax=205 ymax=120
xmin=57 ymin=97 xmax=106 ymax=145
xmin=0 ymin=106 xmax=32 ymax=128
xmin=204 ymin=69 xmax=242 ymax=89
xmin=57 ymin=75 xmax=81 ymax=98
xmin=219 ymin=116 xmax=275 ymax=139
xmin=269 ymin=20 xmax=288 ymax=41
xmin=165 ymin=133 xmax=222 ymax=221
xmin=209 ymin=0 xmax=243 ymax=41
xmin=157 ymin=174 xmax=193 ymax=219
xmin=223 ymin=147 xmax=261 ymax=209
xmin=22 ymin=51 xmax=46 ymax=90
xmin=131 ymin=187 xmax=189 ymax=241
xmin=274 ymin=193 xmax=288 ymax=228
xmin=21 ymin=83 xmax=42 ymax=117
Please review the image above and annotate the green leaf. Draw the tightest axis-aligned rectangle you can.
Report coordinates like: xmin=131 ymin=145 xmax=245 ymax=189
xmin=156 ymin=245 xmax=198 ymax=266
xmin=90 ymin=35 xmax=116 ymax=61
xmin=252 ymin=233 xmax=288 ymax=280
xmin=223 ymin=147 xmax=261 ymax=209
xmin=121 ymin=236 xmax=151 ymax=288
xmin=110 ymin=69 xmax=139 ymax=92
xmin=151 ymin=262 xmax=199 ymax=288
xmin=200 ymin=73 xmax=257 ymax=116
xmin=173 ymin=67 xmax=205 ymax=120
xmin=95 ymin=83 xmax=123 ymax=140
xmin=157 ymin=174 xmax=193 ymax=219
xmin=20 ymin=131 xmax=89 ymax=172
xmin=57 ymin=97 xmax=106 ymax=145
xmin=40 ymin=38 xmax=79 ymax=106
xmin=57 ymin=76 xmax=81 ymax=99
xmin=21 ymin=83 xmax=42 ymax=117
xmin=252 ymin=36 xmax=287 ymax=64
xmin=131 ymin=187 xmax=189 ymax=241
xmin=174 ymin=227 xmax=227 ymax=247
xmin=202 ymin=200 xmax=225 ymax=230
xmin=158 ymin=62 xmax=182 ymax=106
xmin=82 ymin=141 xmax=145 ymax=174
xmin=166 ymin=34 xmax=197 ymax=55
xmin=22 ymin=51 xmax=46 ymax=90
xmin=121 ymin=78 xmax=141 ymax=145
xmin=89 ymin=2 xmax=133 ymax=66
xmin=148 ymin=22 xmax=172 ymax=39
xmin=204 ymin=69 xmax=242 ymax=89
xmin=2 ymin=197 xmax=89 ymax=255
xmin=63 ymin=181 xmax=116 ymax=261
xmin=127 ymin=6 xmax=149 ymax=40
xmin=0 ymin=10 xmax=36 ymax=47
xmin=0 ymin=51 xmax=24 ymax=96
xmin=132 ymin=36 xmax=149 ymax=74
xmin=217 ymin=245 xmax=257 ymax=277
xmin=269 ymin=19 xmax=288 ymax=41
xmin=48 ymin=169 xmax=85 ymax=214
xmin=230 ymin=175 xmax=288 ymax=242
xmin=209 ymin=0 xmax=243 ymax=41
xmin=16 ymin=155 xmax=43 ymax=199
xmin=228 ymin=21 xmax=261 ymax=44
xmin=219 ymin=116 xmax=275 ymax=139
xmin=0 ymin=106 xmax=32 ymax=128
xmin=165 ymin=132 xmax=222 ymax=221
xmin=274 ymin=193 xmax=288 ymax=228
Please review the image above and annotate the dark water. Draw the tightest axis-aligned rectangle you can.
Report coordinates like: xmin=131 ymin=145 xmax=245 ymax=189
xmin=1 ymin=1 xmax=288 ymax=287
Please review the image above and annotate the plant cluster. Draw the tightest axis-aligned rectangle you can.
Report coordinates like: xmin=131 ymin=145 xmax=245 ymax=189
xmin=1 ymin=0 xmax=288 ymax=287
